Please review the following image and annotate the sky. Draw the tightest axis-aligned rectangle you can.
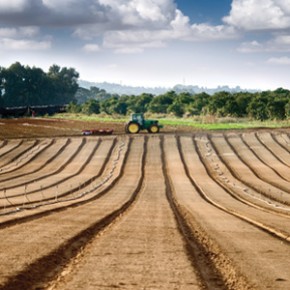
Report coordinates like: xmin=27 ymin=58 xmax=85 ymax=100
xmin=1 ymin=0 xmax=290 ymax=90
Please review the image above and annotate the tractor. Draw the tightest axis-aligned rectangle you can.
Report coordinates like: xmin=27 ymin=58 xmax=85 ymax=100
xmin=125 ymin=113 xmax=163 ymax=134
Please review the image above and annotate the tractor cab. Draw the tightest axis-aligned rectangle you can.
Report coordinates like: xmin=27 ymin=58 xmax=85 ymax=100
xmin=131 ymin=113 xmax=144 ymax=126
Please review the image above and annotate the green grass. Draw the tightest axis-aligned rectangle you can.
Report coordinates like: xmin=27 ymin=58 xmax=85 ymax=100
xmin=159 ymin=118 xmax=290 ymax=130
xmin=51 ymin=113 xmax=290 ymax=130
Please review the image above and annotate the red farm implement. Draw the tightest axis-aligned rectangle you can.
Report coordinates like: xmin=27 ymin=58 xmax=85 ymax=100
xmin=82 ymin=129 xmax=113 ymax=136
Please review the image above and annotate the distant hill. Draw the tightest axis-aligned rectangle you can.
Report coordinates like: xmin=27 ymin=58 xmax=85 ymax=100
xmin=172 ymin=84 xmax=259 ymax=94
xmin=78 ymin=80 xmax=259 ymax=95
xmin=78 ymin=80 xmax=168 ymax=95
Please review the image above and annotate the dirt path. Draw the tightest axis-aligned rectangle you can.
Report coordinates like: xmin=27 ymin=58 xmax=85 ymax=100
xmin=51 ymin=136 xmax=202 ymax=290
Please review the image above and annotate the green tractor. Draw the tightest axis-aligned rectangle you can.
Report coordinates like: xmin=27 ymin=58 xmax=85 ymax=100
xmin=125 ymin=113 xmax=163 ymax=134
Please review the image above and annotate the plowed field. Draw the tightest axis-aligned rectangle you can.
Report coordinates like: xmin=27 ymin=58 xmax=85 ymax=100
xmin=0 ymin=118 xmax=289 ymax=290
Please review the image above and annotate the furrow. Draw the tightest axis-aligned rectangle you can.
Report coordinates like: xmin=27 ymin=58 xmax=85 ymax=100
xmin=0 ymin=136 xmax=146 ymax=290
xmin=209 ymin=134 xmax=290 ymax=206
xmin=163 ymin=135 xmax=290 ymax=290
xmin=0 ymin=138 xmax=85 ymax=192
xmin=257 ymin=132 xmax=290 ymax=168
xmin=193 ymin=135 xmax=290 ymax=216
xmin=183 ymin=135 xmax=290 ymax=242
xmin=0 ymin=140 xmax=23 ymax=164
xmin=236 ymin=133 xmax=290 ymax=189
xmin=0 ymin=139 xmax=54 ymax=175
xmin=0 ymin=138 xmax=70 ymax=182
xmin=161 ymin=135 xmax=252 ymax=290
xmin=0 ymin=137 xmax=126 ymax=228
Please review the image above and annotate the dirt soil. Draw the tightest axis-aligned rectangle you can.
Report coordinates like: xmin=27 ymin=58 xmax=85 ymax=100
xmin=0 ymin=117 xmax=184 ymax=138
xmin=0 ymin=117 xmax=289 ymax=290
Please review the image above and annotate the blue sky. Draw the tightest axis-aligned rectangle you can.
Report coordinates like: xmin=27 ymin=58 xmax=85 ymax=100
xmin=1 ymin=0 xmax=290 ymax=90
xmin=176 ymin=1 xmax=232 ymax=24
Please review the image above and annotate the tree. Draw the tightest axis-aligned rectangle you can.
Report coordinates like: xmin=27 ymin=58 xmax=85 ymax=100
xmin=167 ymin=102 xmax=184 ymax=117
xmin=234 ymin=92 xmax=252 ymax=117
xmin=75 ymin=87 xmax=91 ymax=104
xmin=187 ymin=92 xmax=210 ymax=115
xmin=0 ymin=62 xmax=80 ymax=108
xmin=81 ymin=99 xmax=100 ymax=115
xmin=67 ymin=101 xmax=81 ymax=113
xmin=47 ymin=65 xmax=79 ymax=104
xmin=207 ymin=91 xmax=232 ymax=116
xmin=132 ymin=93 xmax=153 ymax=113
xmin=247 ymin=94 xmax=269 ymax=121
xmin=0 ymin=62 xmax=28 ymax=106
xmin=148 ymin=91 xmax=175 ymax=113
xmin=285 ymin=101 xmax=290 ymax=118
xmin=100 ymin=96 xmax=119 ymax=115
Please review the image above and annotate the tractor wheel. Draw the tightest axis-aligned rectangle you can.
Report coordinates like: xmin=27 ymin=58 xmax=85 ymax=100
xmin=148 ymin=124 xmax=159 ymax=133
xmin=127 ymin=122 xmax=140 ymax=134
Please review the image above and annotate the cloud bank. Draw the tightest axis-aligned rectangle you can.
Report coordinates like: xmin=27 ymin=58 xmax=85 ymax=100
xmin=0 ymin=0 xmax=237 ymax=53
xmin=0 ymin=0 xmax=289 ymax=54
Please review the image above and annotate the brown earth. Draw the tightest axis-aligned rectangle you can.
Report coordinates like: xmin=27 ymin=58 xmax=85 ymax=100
xmin=0 ymin=118 xmax=289 ymax=290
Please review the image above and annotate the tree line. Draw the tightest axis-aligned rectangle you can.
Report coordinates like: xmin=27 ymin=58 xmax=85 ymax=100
xmin=0 ymin=62 xmax=79 ymax=108
xmin=72 ymin=87 xmax=290 ymax=121
xmin=0 ymin=62 xmax=289 ymax=120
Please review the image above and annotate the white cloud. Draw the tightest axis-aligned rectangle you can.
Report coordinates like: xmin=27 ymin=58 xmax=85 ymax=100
xmin=267 ymin=56 xmax=290 ymax=65
xmin=0 ymin=28 xmax=19 ymax=38
xmin=94 ymin=1 xmax=237 ymax=53
xmin=0 ymin=25 xmax=50 ymax=51
xmin=82 ymin=44 xmax=100 ymax=52
xmin=237 ymin=40 xmax=264 ymax=53
xmin=0 ymin=26 xmax=39 ymax=38
xmin=0 ymin=0 xmax=107 ymax=26
xmin=102 ymin=23 xmax=237 ymax=54
xmin=98 ymin=0 xmax=177 ymax=26
xmin=189 ymin=24 xmax=237 ymax=41
xmin=238 ymin=33 xmax=290 ymax=52
xmin=0 ymin=0 xmax=28 ymax=12
xmin=224 ymin=0 xmax=290 ymax=30
xmin=103 ymin=30 xmax=167 ymax=53
xmin=0 ymin=38 xmax=51 ymax=50
xmin=0 ymin=0 xmax=239 ymax=54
